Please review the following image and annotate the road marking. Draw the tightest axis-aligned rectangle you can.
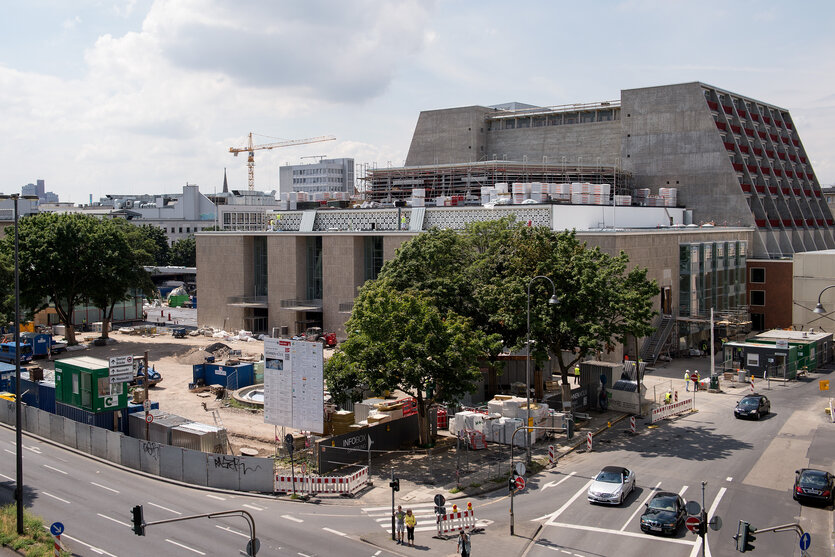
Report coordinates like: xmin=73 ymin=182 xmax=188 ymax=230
xmin=541 ymin=471 xmax=577 ymax=492
xmin=242 ymin=503 xmax=264 ymax=511
xmin=43 ymin=492 xmax=71 ymax=504
xmin=620 ymin=482 xmax=661 ymax=531
xmin=97 ymin=513 xmax=130 ymax=527
xmin=148 ymin=501 xmax=181 ymax=514
xmin=363 ymin=501 xmax=437 ymax=512
xmin=0 ymin=473 xmax=13 ymax=481
xmin=726 ymin=477 xmax=733 ymax=482
xmin=166 ymin=539 xmax=205 ymax=554
xmin=703 ymin=487 xmax=727 ymax=557
xmin=678 ymin=485 xmax=688 ymax=496
xmin=61 ymin=533 xmax=118 ymax=556
xmin=373 ymin=551 xmax=381 ymax=556
xmin=215 ymin=524 xmax=248 ymax=538
xmin=4 ymin=449 xmax=16 ymax=456
xmin=299 ymin=553 xmax=313 ymax=557
xmin=90 ymin=482 xmax=119 ymax=493
xmin=24 ymin=445 xmax=41 ymax=453
xmin=535 ymin=479 xmax=594 ymax=522
xmin=547 ymin=522 xmax=697 ymax=546
xmin=206 ymin=494 xmax=226 ymax=500
xmin=282 ymin=514 xmax=304 ymax=523
xmin=43 ymin=464 xmax=68 ymax=475
xmin=322 ymin=527 xmax=347 ymax=536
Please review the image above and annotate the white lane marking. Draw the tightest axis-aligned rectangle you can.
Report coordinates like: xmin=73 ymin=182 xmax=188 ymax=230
xmin=43 ymin=492 xmax=71 ymax=504
xmin=282 ymin=514 xmax=304 ymax=523
xmin=547 ymin=522 xmax=697 ymax=546
xmin=61 ymin=533 xmax=118 ymax=556
xmin=726 ymin=477 xmax=733 ymax=481
xmin=206 ymin=494 xmax=225 ymax=500
xmin=536 ymin=479 xmax=594 ymax=522
xmin=299 ymin=553 xmax=313 ymax=557
xmin=97 ymin=513 xmax=130 ymax=527
xmin=148 ymin=501 xmax=181 ymax=515
xmin=679 ymin=485 xmax=688 ymax=497
xmin=373 ymin=552 xmax=381 ymax=556
xmin=43 ymin=464 xmax=68 ymax=475
xmin=362 ymin=501 xmax=437 ymax=512
xmin=541 ymin=471 xmax=578 ymax=492
xmin=90 ymin=481 xmax=119 ymax=493
xmin=166 ymin=539 xmax=205 ymax=555
xmin=620 ymin=481 xmax=661 ymax=532
xmin=689 ymin=538 xmax=703 ymax=557
xmin=322 ymin=527 xmax=347 ymax=536
xmin=4 ymin=449 xmax=16 ymax=456
xmin=215 ymin=524 xmax=248 ymax=538
xmin=242 ymin=503 xmax=264 ymax=511
xmin=24 ymin=445 xmax=41 ymax=453
xmin=703 ymin=487 xmax=727 ymax=557
xmin=0 ymin=472 xmax=14 ymax=481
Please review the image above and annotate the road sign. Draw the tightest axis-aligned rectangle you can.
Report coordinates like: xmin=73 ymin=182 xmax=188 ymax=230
xmin=709 ymin=515 xmax=722 ymax=531
xmin=799 ymin=532 xmax=811 ymax=550
xmin=820 ymin=380 xmax=830 ymax=391
xmin=685 ymin=500 xmax=701 ymax=515
xmin=145 ymin=413 xmax=154 ymax=424
xmin=515 ymin=462 xmax=526 ymax=476
xmin=434 ymin=493 xmax=446 ymax=507
xmin=690 ymin=372 xmax=699 ymax=382
xmin=49 ymin=522 xmax=64 ymax=536
xmin=109 ymin=354 xmax=135 ymax=383
xmin=246 ymin=537 xmax=260 ymax=556
xmin=143 ymin=400 xmax=151 ymax=412
xmin=514 ymin=476 xmax=526 ymax=491
xmin=685 ymin=516 xmax=701 ymax=533
xmin=284 ymin=433 xmax=295 ymax=455
xmin=629 ymin=415 xmax=636 ymax=434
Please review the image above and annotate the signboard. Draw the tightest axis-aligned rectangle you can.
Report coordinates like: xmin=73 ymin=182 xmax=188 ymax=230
xmin=515 ymin=476 xmax=526 ymax=491
xmin=263 ymin=338 xmax=324 ymax=433
xmin=685 ymin=516 xmax=700 ymax=533
xmin=689 ymin=372 xmax=699 ymax=382
xmin=820 ymin=380 xmax=830 ymax=391
xmin=109 ymin=355 xmax=135 ymax=384
xmin=49 ymin=522 xmax=64 ymax=536
xmin=776 ymin=339 xmax=789 ymax=349
xmin=145 ymin=413 xmax=154 ymax=424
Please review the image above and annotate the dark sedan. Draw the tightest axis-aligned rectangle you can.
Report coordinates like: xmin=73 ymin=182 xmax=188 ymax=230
xmin=640 ymin=492 xmax=686 ymax=536
xmin=734 ymin=394 xmax=770 ymax=420
xmin=793 ymin=469 xmax=834 ymax=506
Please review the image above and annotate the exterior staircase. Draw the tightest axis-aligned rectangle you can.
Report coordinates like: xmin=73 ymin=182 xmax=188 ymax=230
xmin=640 ymin=314 xmax=675 ymax=364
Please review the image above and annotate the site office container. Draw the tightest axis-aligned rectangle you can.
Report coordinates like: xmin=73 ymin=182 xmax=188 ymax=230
xmin=192 ymin=362 xmax=254 ymax=390
xmin=14 ymin=377 xmax=56 ymax=413
xmin=751 ymin=330 xmax=833 ymax=372
xmin=723 ymin=341 xmax=798 ymax=379
xmin=55 ymin=401 xmax=123 ymax=431
xmin=54 ymin=356 xmax=128 ymax=413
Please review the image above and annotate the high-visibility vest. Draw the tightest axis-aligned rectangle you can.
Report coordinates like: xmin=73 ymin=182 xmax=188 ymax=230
xmin=574 ymin=366 xmax=580 ymax=376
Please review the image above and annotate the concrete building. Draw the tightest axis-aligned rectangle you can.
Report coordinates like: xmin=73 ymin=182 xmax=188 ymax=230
xmin=792 ymin=250 xmax=835 ymax=331
xmin=745 ymin=259 xmax=793 ymax=330
xmin=21 ymin=179 xmax=58 ymax=203
xmin=278 ymin=158 xmax=354 ymax=197
xmin=403 ymin=82 xmax=834 ymax=259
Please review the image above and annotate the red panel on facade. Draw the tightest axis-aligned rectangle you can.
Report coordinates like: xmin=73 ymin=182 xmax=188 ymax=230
xmin=756 ymin=219 xmax=767 ymax=227
xmin=739 ymin=145 xmax=750 ymax=154
xmin=724 ymin=142 xmax=736 ymax=151
xmin=747 ymin=165 xmax=758 ymax=172
xmin=751 ymin=114 xmax=760 ymax=121
xmin=793 ymin=189 xmax=802 ymax=195
xmin=828 ymin=219 xmax=834 ymax=226
xmin=707 ymin=101 xmax=719 ymax=111
xmin=786 ymin=122 xmax=793 ymax=129
xmin=768 ymin=187 xmax=778 ymax=194
xmin=733 ymin=163 xmax=744 ymax=171
xmin=764 ymin=117 xmax=772 ymax=124
xmin=777 ymin=152 xmax=785 ymax=160
xmin=723 ymin=105 xmax=734 ymax=114
xmin=795 ymin=218 xmax=803 ymax=225
xmin=770 ymin=134 xmax=779 ymax=141
xmin=781 ymin=137 xmax=790 ymax=144
xmin=758 ymin=131 xmax=767 ymax=139
xmin=800 ymin=156 xmax=807 ymax=163
xmin=782 ymin=219 xmax=792 ymax=226
xmin=744 ymin=128 xmax=755 ymax=136
xmin=755 ymin=185 xmax=766 ymax=193
xmin=774 ymin=169 xmax=783 ymax=177
xmin=785 ymin=171 xmax=794 ymax=178
xmin=764 ymin=149 xmax=772 ymax=157
xmin=738 ymin=110 xmax=748 ymax=118
xmin=731 ymin=125 xmax=742 ymax=134
xmin=769 ymin=219 xmax=780 ymax=226
xmin=782 ymin=188 xmax=790 ymax=195
xmin=715 ymin=121 xmax=727 ymax=131
xmin=818 ymin=219 xmax=825 ymax=226
xmin=815 ymin=190 xmax=822 ymax=197
xmin=807 ymin=173 xmax=814 ymax=179
xmin=776 ymin=121 xmax=783 ymax=128
xmin=789 ymin=154 xmax=797 ymax=162
xmin=793 ymin=139 xmax=800 ymax=147
xmin=740 ymin=183 xmax=752 ymax=192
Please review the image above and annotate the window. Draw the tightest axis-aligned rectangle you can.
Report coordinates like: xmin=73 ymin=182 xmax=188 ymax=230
xmin=746 ymin=353 xmax=759 ymax=367
xmin=750 ymin=267 xmax=765 ymax=283
xmin=179 ymin=227 xmax=183 ymax=233
xmin=750 ymin=290 xmax=765 ymax=306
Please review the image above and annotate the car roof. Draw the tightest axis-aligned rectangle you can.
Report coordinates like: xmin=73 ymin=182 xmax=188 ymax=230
xmin=741 ymin=394 xmax=765 ymax=400
xmin=652 ymin=491 xmax=678 ymax=499
xmin=601 ymin=466 xmax=626 ymax=473
xmin=798 ymin=468 xmax=830 ymax=476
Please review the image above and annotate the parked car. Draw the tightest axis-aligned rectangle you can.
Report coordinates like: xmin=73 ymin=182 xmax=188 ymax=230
xmin=640 ymin=492 xmax=686 ymax=535
xmin=734 ymin=393 xmax=770 ymax=420
xmin=793 ymin=469 xmax=834 ymax=506
xmin=587 ymin=466 xmax=636 ymax=505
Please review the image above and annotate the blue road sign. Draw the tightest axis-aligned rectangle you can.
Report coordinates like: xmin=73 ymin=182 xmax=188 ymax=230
xmin=50 ymin=522 xmax=64 ymax=536
xmin=799 ymin=532 xmax=811 ymax=550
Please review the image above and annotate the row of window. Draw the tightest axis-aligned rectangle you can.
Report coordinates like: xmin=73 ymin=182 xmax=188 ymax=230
xmin=293 ymin=168 xmax=344 ymax=176
xmin=487 ymin=109 xmax=618 ymax=131
xmin=163 ymin=226 xmax=207 ymax=234
xmin=292 ymin=177 xmax=345 ymax=184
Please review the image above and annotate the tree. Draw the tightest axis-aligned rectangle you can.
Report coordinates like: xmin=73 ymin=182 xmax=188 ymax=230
xmin=135 ymin=224 xmax=170 ymax=266
xmin=87 ymin=220 xmax=156 ymax=339
xmin=325 ymin=280 xmax=502 ymax=445
xmin=169 ymin=235 xmax=196 ymax=267
xmin=0 ymin=247 xmax=13 ymax=324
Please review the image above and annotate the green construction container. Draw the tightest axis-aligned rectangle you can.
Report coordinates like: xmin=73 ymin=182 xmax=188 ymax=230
xmin=168 ymin=295 xmax=189 ymax=308
xmin=54 ymin=356 xmax=128 ymax=412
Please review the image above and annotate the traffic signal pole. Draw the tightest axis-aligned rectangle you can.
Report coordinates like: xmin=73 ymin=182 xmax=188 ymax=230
xmin=734 ymin=521 xmax=806 ymax=553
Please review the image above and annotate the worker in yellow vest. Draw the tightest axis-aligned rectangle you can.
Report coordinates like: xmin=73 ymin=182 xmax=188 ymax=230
xmin=574 ymin=365 xmax=581 ymax=385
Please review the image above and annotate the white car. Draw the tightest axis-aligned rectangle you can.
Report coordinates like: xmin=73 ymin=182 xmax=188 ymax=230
xmin=587 ymin=466 xmax=636 ymax=505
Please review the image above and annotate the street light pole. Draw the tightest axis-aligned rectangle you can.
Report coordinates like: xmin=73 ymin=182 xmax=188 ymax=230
xmin=812 ymin=285 xmax=835 ymax=315
xmin=525 ymin=276 xmax=559 ymax=465
xmin=12 ymin=194 xmax=23 ymax=535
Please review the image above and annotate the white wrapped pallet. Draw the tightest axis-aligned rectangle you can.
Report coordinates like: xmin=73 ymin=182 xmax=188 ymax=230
xmin=413 ymin=188 xmax=426 ymax=198
xmin=491 ymin=418 xmax=506 ymax=444
xmin=614 ymin=195 xmax=632 ymax=206
xmin=487 ymin=399 xmax=505 ymax=415
xmin=495 ymin=182 xmax=509 ymax=194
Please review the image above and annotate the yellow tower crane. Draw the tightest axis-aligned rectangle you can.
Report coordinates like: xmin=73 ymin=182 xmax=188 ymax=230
xmin=229 ymin=132 xmax=336 ymax=191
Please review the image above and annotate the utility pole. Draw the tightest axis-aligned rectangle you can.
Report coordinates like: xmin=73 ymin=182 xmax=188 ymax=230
xmin=144 ymin=351 xmax=150 ymax=440
xmin=700 ymin=481 xmax=707 ymax=557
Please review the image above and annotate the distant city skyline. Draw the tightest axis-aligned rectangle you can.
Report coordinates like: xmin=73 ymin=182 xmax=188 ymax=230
xmin=2 ymin=1 xmax=834 ymax=202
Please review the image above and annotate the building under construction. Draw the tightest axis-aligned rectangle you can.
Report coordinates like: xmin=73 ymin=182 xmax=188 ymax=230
xmin=364 ymin=161 xmax=633 ymax=203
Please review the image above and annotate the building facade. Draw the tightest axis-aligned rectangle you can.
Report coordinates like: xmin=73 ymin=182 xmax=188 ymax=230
xmin=745 ymin=259 xmax=794 ymax=331
xmin=279 ymin=158 xmax=354 ymax=197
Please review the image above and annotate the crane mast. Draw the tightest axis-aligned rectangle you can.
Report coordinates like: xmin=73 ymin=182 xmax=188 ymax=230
xmin=229 ymin=133 xmax=335 ymax=190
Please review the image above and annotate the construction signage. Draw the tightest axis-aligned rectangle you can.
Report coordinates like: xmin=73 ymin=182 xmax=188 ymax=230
xmin=650 ymin=398 xmax=694 ymax=423
xmin=820 ymin=380 xmax=830 ymax=391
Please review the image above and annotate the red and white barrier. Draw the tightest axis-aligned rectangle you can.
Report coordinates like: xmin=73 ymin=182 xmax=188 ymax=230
xmin=650 ymin=398 xmax=694 ymax=423
xmin=548 ymin=445 xmax=556 ymax=465
xmin=436 ymin=509 xmax=478 ymax=536
xmin=586 ymin=432 xmax=592 ymax=451
xmin=275 ymin=466 xmax=368 ymax=495
xmin=629 ymin=415 xmax=636 ymax=434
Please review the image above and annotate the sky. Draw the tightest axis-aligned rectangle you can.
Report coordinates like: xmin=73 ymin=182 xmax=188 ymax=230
xmin=2 ymin=0 xmax=835 ymax=203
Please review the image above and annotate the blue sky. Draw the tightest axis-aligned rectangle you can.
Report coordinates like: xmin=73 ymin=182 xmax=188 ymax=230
xmin=2 ymin=0 xmax=834 ymax=202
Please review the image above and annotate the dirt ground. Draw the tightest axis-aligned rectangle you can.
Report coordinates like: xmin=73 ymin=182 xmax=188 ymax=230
xmin=31 ymin=330 xmax=297 ymax=457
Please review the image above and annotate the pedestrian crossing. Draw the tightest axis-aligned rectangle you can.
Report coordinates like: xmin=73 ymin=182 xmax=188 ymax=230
xmin=362 ymin=502 xmax=440 ymax=533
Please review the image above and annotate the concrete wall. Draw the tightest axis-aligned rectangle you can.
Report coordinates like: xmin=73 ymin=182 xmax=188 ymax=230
xmin=792 ymin=250 xmax=835 ymax=329
xmin=488 ymin=120 xmax=621 ymax=167
xmin=267 ymin=235 xmax=306 ymax=335
xmin=196 ymin=234 xmax=250 ymax=330
xmin=406 ymin=106 xmax=493 ymax=166
xmin=323 ymin=236 xmax=363 ymax=338
xmin=747 ymin=259 xmax=793 ymax=329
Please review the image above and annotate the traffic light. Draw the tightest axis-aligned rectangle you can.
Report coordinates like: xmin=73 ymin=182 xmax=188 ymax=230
xmin=743 ymin=522 xmax=756 ymax=552
xmin=509 ymin=474 xmax=516 ymax=492
xmin=735 ymin=521 xmax=756 ymax=552
xmin=131 ymin=505 xmax=145 ymax=536
xmin=389 ymin=478 xmax=400 ymax=492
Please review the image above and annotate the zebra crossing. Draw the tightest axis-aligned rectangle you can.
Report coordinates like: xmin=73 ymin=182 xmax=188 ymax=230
xmin=361 ymin=502 xmax=440 ymax=533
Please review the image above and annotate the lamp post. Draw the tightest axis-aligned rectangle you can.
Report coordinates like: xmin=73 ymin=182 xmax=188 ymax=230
xmin=812 ymin=285 xmax=835 ymax=315
xmin=526 ymin=276 xmax=559 ymax=464
xmin=0 ymin=193 xmax=36 ymax=534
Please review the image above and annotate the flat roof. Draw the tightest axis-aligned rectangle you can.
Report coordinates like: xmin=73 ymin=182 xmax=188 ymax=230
xmin=54 ymin=356 xmax=110 ymax=370
xmin=756 ymin=330 xmax=832 ymax=342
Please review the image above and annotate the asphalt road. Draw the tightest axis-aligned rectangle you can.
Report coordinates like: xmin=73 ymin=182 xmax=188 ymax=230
xmin=0 ymin=362 xmax=831 ymax=557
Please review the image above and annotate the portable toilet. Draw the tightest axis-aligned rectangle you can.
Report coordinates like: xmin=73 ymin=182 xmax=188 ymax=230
xmin=54 ymin=356 xmax=128 ymax=412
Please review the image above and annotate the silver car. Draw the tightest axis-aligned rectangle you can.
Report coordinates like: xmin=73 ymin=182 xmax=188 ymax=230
xmin=587 ymin=466 xmax=636 ymax=505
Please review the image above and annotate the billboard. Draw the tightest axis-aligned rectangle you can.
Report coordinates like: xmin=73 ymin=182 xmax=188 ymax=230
xmin=263 ymin=338 xmax=324 ymax=433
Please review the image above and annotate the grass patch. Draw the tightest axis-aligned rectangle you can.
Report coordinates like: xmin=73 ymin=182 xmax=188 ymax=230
xmin=468 ymin=482 xmax=482 ymax=489
xmin=449 ymin=487 xmax=461 ymax=494
xmin=0 ymin=504 xmax=71 ymax=556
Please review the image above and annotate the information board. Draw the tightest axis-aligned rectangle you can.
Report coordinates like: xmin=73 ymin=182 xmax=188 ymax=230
xmin=263 ymin=338 xmax=324 ymax=432
xmin=109 ymin=355 xmax=135 ymax=384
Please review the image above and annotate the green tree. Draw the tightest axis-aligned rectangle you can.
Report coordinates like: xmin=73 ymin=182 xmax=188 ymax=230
xmin=325 ymin=281 xmax=501 ymax=445
xmin=169 ymin=235 xmax=196 ymax=267
xmin=135 ymin=224 xmax=170 ymax=266
xmin=0 ymin=247 xmax=13 ymax=324
xmin=87 ymin=219 xmax=156 ymax=339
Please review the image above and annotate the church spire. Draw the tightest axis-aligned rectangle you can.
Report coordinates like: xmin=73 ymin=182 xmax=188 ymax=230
xmin=222 ymin=167 xmax=228 ymax=193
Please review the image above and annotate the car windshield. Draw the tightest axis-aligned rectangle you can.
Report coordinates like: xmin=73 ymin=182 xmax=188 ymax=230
xmin=799 ymin=472 xmax=828 ymax=487
xmin=596 ymin=471 xmax=622 ymax=483
xmin=738 ymin=398 xmax=759 ymax=408
xmin=648 ymin=496 xmax=677 ymax=511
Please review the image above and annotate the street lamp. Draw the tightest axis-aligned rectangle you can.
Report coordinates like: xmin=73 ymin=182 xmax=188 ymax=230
xmin=0 ymin=193 xmax=37 ymax=534
xmin=812 ymin=285 xmax=835 ymax=314
xmin=526 ymin=276 xmax=559 ymax=464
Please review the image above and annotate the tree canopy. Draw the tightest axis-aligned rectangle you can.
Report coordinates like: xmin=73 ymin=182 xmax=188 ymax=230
xmin=169 ymin=235 xmax=196 ymax=267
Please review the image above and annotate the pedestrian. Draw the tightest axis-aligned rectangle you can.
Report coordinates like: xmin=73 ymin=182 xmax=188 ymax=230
xmin=664 ymin=391 xmax=672 ymax=404
xmin=394 ymin=505 xmax=406 ymax=545
xmin=457 ymin=530 xmax=471 ymax=557
xmin=574 ymin=365 xmax=581 ymax=385
xmin=404 ymin=508 xmax=416 ymax=547
xmin=684 ymin=369 xmax=690 ymax=392
xmin=694 ymin=370 xmax=700 ymax=392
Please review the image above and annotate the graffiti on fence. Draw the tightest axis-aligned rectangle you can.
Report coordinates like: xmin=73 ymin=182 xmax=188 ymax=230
xmin=140 ymin=441 xmax=160 ymax=460
xmin=213 ymin=455 xmax=262 ymax=475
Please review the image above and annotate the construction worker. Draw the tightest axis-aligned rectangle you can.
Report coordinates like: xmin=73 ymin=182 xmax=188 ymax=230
xmin=574 ymin=365 xmax=581 ymax=385
xmin=664 ymin=390 xmax=672 ymax=404
xmin=694 ymin=370 xmax=701 ymax=391
xmin=684 ymin=369 xmax=690 ymax=392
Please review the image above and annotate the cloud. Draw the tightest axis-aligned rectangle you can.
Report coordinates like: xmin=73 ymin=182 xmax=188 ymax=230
xmin=62 ymin=16 xmax=82 ymax=30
